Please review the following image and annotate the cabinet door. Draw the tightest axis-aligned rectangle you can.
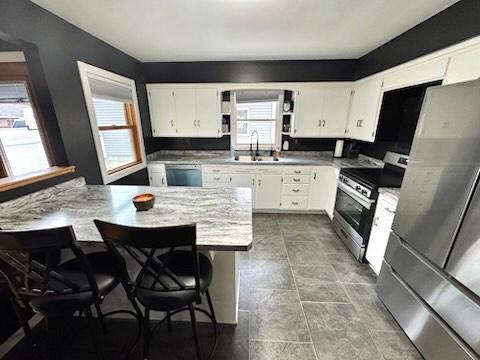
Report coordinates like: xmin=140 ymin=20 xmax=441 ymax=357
xmin=444 ymin=46 xmax=480 ymax=85
xmin=230 ymin=173 xmax=256 ymax=207
xmin=173 ymin=89 xmax=197 ymax=137
xmin=346 ymin=78 xmax=383 ymax=142
xmin=255 ymin=174 xmax=282 ymax=209
xmin=195 ymin=89 xmax=221 ymax=137
xmin=148 ymin=165 xmax=167 ymax=187
xmin=148 ymin=88 xmax=176 ymax=137
xmin=366 ymin=204 xmax=396 ymax=275
xmin=308 ymin=167 xmax=330 ymax=210
xmin=325 ymin=168 xmax=340 ymax=219
xmin=292 ymin=87 xmax=324 ymax=137
xmin=320 ymin=87 xmax=352 ymax=137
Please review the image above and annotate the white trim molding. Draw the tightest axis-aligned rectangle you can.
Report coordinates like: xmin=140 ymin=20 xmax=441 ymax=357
xmin=77 ymin=61 xmax=146 ymax=184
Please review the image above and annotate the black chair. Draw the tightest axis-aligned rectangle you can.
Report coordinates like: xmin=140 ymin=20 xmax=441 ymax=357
xmin=94 ymin=219 xmax=218 ymax=360
xmin=0 ymin=226 xmax=122 ymax=359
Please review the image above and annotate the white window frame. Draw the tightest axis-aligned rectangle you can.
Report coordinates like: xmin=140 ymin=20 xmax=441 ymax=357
xmin=77 ymin=61 xmax=146 ymax=184
xmin=231 ymin=91 xmax=283 ymax=150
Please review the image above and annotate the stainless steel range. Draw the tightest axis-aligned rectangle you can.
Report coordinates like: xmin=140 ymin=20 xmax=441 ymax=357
xmin=332 ymin=151 xmax=409 ymax=262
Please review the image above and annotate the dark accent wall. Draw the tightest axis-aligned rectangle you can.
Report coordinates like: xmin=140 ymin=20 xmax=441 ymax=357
xmin=356 ymin=0 xmax=480 ymax=79
xmin=143 ymin=60 xmax=357 ymax=83
xmin=0 ymin=0 xmax=152 ymax=189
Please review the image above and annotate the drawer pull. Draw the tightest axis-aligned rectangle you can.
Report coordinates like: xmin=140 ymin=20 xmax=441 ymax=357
xmin=212 ymin=169 xmax=220 ymax=173
xmin=293 ymin=178 xmax=300 ymax=182
xmin=213 ymin=177 xmax=220 ymax=181
xmin=291 ymin=201 xmax=299 ymax=206
xmin=292 ymin=189 xmax=300 ymax=193
xmin=294 ymin=170 xmax=301 ymax=174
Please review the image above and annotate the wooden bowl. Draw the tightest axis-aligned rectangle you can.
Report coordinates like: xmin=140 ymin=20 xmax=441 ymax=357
xmin=132 ymin=193 xmax=155 ymax=211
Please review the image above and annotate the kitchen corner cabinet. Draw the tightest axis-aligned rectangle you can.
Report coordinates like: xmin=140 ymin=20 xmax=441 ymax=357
xmin=292 ymin=86 xmax=352 ymax=138
xmin=365 ymin=192 xmax=398 ymax=274
xmin=148 ymin=85 xmax=221 ymax=138
xmin=147 ymin=164 xmax=167 ymax=187
xmin=346 ymin=77 xmax=383 ymax=142
xmin=308 ymin=166 xmax=339 ymax=218
xmin=443 ymin=45 xmax=480 ymax=85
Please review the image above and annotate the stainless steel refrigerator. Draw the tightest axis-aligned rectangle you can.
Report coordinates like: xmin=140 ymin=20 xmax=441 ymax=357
xmin=377 ymin=79 xmax=480 ymax=360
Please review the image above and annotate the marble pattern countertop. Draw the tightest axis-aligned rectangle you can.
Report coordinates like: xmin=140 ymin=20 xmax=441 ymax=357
xmin=379 ymin=187 xmax=401 ymax=204
xmin=0 ymin=178 xmax=252 ymax=251
xmin=147 ymin=150 xmax=384 ymax=169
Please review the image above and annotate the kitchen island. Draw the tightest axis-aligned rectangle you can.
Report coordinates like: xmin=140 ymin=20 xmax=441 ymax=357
xmin=0 ymin=177 xmax=252 ymax=324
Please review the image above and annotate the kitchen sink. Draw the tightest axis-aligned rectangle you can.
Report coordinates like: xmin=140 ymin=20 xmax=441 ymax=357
xmin=234 ymin=155 xmax=279 ymax=162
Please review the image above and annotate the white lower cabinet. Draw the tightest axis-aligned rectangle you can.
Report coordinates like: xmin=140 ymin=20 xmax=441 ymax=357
xmin=148 ymin=164 xmax=167 ymax=187
xmin=230 ymin=172 xmax=256 ymax=206
xmin=255 ymin=174 xmax=282 ymax=210
xmin=365 ymin=193 xmax=398 ymax=275
xmin=308 ymin=166 xmax=339 ymax=218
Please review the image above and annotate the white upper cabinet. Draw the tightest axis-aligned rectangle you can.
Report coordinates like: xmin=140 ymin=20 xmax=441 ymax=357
xmin=382 ymin=57 xmax=448 ymax=91
xmin=444 ymin=45 xmax=480 ymax=85
xmin=292 ymin=87 xmax=325 ymax=137
xmin=148 ymin=88 xmax=176 ymax=137
xmin=292 ymin=85 xmax=351 ymax=138
xmin=321 ymin=87 xmax=352 ymax=137
xmin=195 ymin=88 xmax=221 ymax=137
xmin=147 ymin=85 xmax=221 ymax=138
xmin=346 ymin=77 xmax=384 ymax=142
xmin=174 ymin=88 xmax=197 ymax=137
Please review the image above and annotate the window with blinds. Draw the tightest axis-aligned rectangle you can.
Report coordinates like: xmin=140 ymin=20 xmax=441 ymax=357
xmin=234 ymin=90 xmax=281 ymax=148
xmin=78 ymin=62 xmax=145 ymax=183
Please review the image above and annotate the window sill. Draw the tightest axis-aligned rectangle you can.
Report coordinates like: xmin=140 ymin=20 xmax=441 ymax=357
xmin=0 ymin=166 xmax=76 ymax=192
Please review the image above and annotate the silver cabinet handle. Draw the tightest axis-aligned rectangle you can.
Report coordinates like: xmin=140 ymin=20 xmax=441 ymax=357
xmin=313 ymin=172 xmax=317 ymax=180
xmin=373 ymin=217 xmax=379 ymax=226
xmin=292 ymin=189 xmax=300 ymax=193
xmin=292 ymin=201 xmax=299 ymax=206
xmin=294 ymin=129 xmax=297 ymax=133
xmin=322 ymin=120 xmax=326 ymax=127
xmin=318 ymin=120 xmax=321 ymax=127
xmin=161 ymin=177 xmax=165 ymax=185
xmin=356 ymin=119 xmax=363 ymax=127
xmin=194 ymin=120 xmax=197 ymax=127
xmin=258 ymin=179 xmax=262 ymax=186
xmin=294 ymin=170 xmax=301 ymax=174
xmin=213 ymin=177 xmax=220 ymax=181
xmin=212 ymin=169 xmax=220 ymax=173
xmin=252 ymin=178 xmax=255 ymax=186
xmin=170 ymin=119 xmax=174 ymax=127
xmin=198 ymin=119 xmax=200 ymax=127
xmin=384 ymin=207 xmax=395 ymax=214
xmin=293 ymin=178 xmax=300 ymax=182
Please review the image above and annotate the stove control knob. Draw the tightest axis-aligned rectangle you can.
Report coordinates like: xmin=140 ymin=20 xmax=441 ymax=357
xmin=356 ymin=186 xmax=361 ymax=191
xmin=361 ymin=189 xmax=368 ymax=195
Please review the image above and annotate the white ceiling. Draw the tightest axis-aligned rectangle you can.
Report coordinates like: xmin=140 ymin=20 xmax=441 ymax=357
xmin=31 ymin=0 xmax=459 ymax=62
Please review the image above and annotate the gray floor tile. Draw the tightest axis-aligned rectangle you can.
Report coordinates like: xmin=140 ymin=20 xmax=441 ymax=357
xmin=371 ymin=330 xmax=422 ymax=360
xmin=247 ymin=258 xmax=296 ymax=290
xmin=239 ymin=271 xmax=250 ymax=311
xmin=251 ymin=240 xmax=288 ymax=260
xmin=281 ymin=228 xmax=317 ymax=242
xmin=343 ymin=283 xmax=400 ymax=331
xmin=328 ymin=254 xmax=377 ymax=284
xmin=285 ymin=240 xmax=328 ymax=266
xmin=292 ymin=266 xmax=350 ymax=303
xmin=250 ymin=341 xmax=317 ymax=360
xmin=303 ymin=302 xmax=382 ymax=360
xmin=249 ymin=289 xmax=309 ymax=342
xmin=312 ymin=232 xmax=350 ymax=254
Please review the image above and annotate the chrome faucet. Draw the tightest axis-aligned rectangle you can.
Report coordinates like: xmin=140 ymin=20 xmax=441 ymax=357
xmin=250 ymin=130 xmax=260 ymax=159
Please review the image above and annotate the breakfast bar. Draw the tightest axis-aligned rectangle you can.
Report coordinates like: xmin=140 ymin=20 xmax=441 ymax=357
xmin=0 ymin=177 xmax=253 ymax=324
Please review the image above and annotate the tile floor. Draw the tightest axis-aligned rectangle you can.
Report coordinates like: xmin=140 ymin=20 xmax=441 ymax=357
xmin=4 ymin=214 xmax=422 ymax=360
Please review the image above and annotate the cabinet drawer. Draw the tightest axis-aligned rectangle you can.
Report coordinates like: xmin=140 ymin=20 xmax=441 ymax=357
xmin=203 ymin=182 xmax=229 ymax=189
xmin=281 ymin=196 xmax=308 ymax=210
xmin=282 ymin=184 xmax=309 ymax=196
xmin=147 ymin=164 xmax=166 ymax=174
xmin=203 ymin=165 xmax=229 ymax=174
xmin=283 ymin=167 xmax=311 ymax=175
xmin=203 ymin=173 xmax=229 ymax=183
xmin=282 ymin=174 xmax=310 ymax=184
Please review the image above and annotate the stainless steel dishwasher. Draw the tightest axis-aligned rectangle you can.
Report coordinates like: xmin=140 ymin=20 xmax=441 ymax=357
xmin=165 ymin=164 xmax=202 ymax=186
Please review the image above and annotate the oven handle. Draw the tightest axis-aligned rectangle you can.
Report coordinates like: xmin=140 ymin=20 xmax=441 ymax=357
xmin=337 ymin=182 xmax=375 ymax=210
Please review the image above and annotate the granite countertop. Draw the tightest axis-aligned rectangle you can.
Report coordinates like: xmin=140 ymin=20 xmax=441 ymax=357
xmin=0 ymin=178 xmax=252 ymax=251
xmin=379 ymin=187 xmax=401 ymax=204
xmin=147 ymin=150 xmax=384 ymax=170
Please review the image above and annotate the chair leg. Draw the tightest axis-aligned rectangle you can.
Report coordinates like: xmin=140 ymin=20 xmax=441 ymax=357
xmin=85 ymin=307 xmax=104 ymax=360
xmin=188 ymin=304 xmax=202 ymax=360
xmin=167 ymin=311 xmax=172 ymax=332
xmin=94 ymin=302 xmax=107 ymax=334
xmin=143 ymin=308 xmax=150 ymax=360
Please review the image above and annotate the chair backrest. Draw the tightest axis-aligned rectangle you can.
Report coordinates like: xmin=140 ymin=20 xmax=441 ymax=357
xmin=0 ymin=226 xmax=100 ymax=308
xmin=94 ymin=219 xmax=201 ymax=303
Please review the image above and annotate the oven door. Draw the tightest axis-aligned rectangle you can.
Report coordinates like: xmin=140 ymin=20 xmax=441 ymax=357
xmin=334 ymin=182 xmax=375 ymax=242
